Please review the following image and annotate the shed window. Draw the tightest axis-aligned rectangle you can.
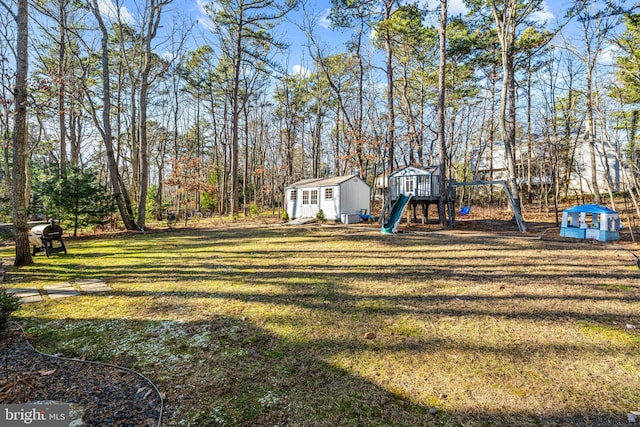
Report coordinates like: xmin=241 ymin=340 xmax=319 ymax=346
xmin=290 ymin=190 xmax=297 ymax=201
xmin=311 ymin=190 xmax=318 ymax=205
xmin=324 ymin=188 xmax=333 ymax=200
xmin=302 ymin=190 xmax=310 ymax=205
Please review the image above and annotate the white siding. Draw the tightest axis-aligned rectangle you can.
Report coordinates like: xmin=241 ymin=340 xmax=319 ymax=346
xmin=388 ymin=167 xmax=440 ymax=200
xmin=339 ymin=177 xmax=371 ymax=216
xmin=285 ymin=176 xmax=371 ymax=220
xmin=319 ymin=186 xmax=340 ymax=219
xmin=570 ymin=139 xmax=621 ymax=194
xmin=472 ymin=137 xmax=622 ymax=194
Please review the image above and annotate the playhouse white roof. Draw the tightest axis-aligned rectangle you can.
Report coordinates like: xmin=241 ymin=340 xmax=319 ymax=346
xmin=389 ymin=165 xmax=439 ymax=177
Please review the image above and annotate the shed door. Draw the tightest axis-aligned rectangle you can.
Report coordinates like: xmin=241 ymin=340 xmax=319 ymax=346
xmin=301 ymin=189 xmax=319 ymax=218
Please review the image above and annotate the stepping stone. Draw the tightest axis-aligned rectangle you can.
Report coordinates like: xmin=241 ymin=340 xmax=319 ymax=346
xmin=7 ymin=288 xmax=43 ymax=303
xmin=77 ymin=280 xmax=112 ymax=293
xmin=76 ymin=279 xmax=103 ymax=285
xmin=44 ymin=283 xmax=80 ymax=299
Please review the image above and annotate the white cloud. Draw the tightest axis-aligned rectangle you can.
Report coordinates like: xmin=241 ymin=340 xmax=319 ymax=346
xmin=195 ymin=0 xmax=217 ymax=31
xmin=96 ymin=0 xmax=134 ymax=24
xmin=161 ymin=51 xmax=177 ymax=62
xmin=532 ymin=1 xmax=555 ymax=25
xmin=598 ymin=43 xmax=619 ymax=66
xmin=292 ymin=64 xmax=311 ymax=77
xmin=419 ymin=0 xmax=468 ymax=17
xmin=197 ymin=0 xmax=220 ymax=15
xmin=319 ymin=8 xmax=331 ymax=29
xmin=447 ymin=0 xmax=468 ymax=16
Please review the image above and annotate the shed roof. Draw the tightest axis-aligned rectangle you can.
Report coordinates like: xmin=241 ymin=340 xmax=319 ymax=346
xmin=563 ymin=204 xmax=617 ymax=214
xmin=286 ymin=175 xmax=365 ymax=189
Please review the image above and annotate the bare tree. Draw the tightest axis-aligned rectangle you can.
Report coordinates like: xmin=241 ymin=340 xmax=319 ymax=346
xmin=136 ymin=0 xmax=170 ymax=230
xmin=565 ymin=0 xmax=626 ymax=204
xmin=87 ymin=0 xmax=137 ymax=230
xmin=380 ymin=0 xmax=397 ymax=173
xmin=207 ymin=0 xmax=295 ymax=216
xmin=490 ymin=0 xmax=537 ymax=232
xmin=57 ymin=0 xmax=68 ymax=173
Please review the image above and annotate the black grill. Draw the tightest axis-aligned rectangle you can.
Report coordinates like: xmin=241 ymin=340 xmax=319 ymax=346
xmin=29 ymin=220 xmax=67 ymax=257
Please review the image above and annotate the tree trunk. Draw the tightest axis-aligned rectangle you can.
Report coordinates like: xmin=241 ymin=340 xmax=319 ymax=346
xmin=243 ymin=105 xmax=249 ymax=217
xmin=11 ymin=0 xmax=33 ymax=266
xmin=492 ymin=0 xmax=526 ymax=232
xmin=57 ymin=0 xmax=67 ymax=174
xmin=384 ymin=0 xmax=396 ymax=173
xmin=69 ymin=98 xmax=80 ymax=166
xmin=137 ymin=79 xmax=149 ymax=230
xmin=489 ymin=65 xmax=496 ymax=202
xmin=437 ymin=0 xmax=448 ymax=227
xmin=90 ymin=0 xmax=137 ymax=230
xmin=526 ymin=58 xmax=533 ymax=201
xmin=137 ymin=0 xmax=163 ymax=230
xmin=585 ymin=62 xmax=601 ymax=203
xmin=130 ymin=87 xmax=139 ymax=203
xmin=230 ymin=25 xmax=242 ymax=217
xmin=502 ymin=53 xmax=524 ymax=223
xmin=355 ymin=25 xmax=365 ymax=177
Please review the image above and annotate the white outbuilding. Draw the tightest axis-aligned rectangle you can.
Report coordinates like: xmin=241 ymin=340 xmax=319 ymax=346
xmin=285 ymin=175 xmax=371 ymax=222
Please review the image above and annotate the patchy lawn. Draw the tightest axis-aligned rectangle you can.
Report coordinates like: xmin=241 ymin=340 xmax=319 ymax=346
xmin=2 ymin=223 xmax=640 ymax=426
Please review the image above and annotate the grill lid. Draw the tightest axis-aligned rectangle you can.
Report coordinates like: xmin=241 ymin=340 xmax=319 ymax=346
xmin=30 ymin=220 xmax=63 ymax=238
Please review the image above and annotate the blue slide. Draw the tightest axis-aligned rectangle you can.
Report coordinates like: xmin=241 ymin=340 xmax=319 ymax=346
xmin=381 ymin=194 xmax=411 ymax=234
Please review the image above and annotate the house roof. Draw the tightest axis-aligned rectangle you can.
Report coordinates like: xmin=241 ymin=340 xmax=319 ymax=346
xmin=389 ymin=165 xmax=438 ymax=177
xmin=285 ymin=175 xmax=364 ymax=189
xmin=563 ymin=204 xmax=617 ymax=214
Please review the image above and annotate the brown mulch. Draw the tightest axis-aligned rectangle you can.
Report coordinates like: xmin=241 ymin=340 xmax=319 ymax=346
xmin=0 ymin=324 xmax=162 ymax=426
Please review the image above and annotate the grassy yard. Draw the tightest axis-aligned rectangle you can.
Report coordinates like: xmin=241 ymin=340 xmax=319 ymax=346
xmin=2 ymin=223 xmax=640 ymax=426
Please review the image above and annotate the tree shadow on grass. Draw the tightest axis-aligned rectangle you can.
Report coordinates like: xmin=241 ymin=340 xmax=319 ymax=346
xmin=9 ymin=249 xmax=638 ymax=296
xmin=14 ymin=314 xmax=635 ymax=427
xmin=8 ymin=226 xmax=638 ymax=296
xmin=5 ymin=227 xmax=640 ymax=425
xmin=15 ymin=316 xmax=439 ymax=426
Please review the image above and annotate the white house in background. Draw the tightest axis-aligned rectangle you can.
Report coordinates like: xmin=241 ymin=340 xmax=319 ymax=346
xmin=374 ymin=169 xmax=392 ymax=200
xmin=285 ymin=175 xmax=371 ymax=220
xmin=472 ymin=133 xmax=622 ymax=194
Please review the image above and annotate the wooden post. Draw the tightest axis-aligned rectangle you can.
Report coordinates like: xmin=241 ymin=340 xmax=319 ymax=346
xmin=422 ymin=203 xmax=427 ymax=224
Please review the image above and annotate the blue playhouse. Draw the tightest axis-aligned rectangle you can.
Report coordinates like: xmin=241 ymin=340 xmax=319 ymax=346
xmin=560 ymin=204 xmax=620 ymax=242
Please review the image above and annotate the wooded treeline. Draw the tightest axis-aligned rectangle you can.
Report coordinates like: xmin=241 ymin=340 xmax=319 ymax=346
xmin=1 ymin=0 xmax=639 ymax=264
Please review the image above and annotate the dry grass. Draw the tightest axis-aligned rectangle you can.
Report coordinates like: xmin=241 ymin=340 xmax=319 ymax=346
xmin=2 ymin=222 xmax=640 ymax=426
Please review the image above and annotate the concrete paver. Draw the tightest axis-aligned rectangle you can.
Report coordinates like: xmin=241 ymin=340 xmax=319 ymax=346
xmin=77 ymin=279 xmax=112 ymax=293
xmin=7 ymin=288 xmax=44 ymax=303
xmin=6 ymin=279 xmax=111 ymax=304
xmin=44 ymin=283 xmax=80 ymax=299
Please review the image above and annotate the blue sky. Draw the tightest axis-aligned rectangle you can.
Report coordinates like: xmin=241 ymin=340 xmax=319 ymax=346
xmin=271 ymin=0 xmax=562 ymax=75
xmin=102 ymin=0 xmax=619 ymax=75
